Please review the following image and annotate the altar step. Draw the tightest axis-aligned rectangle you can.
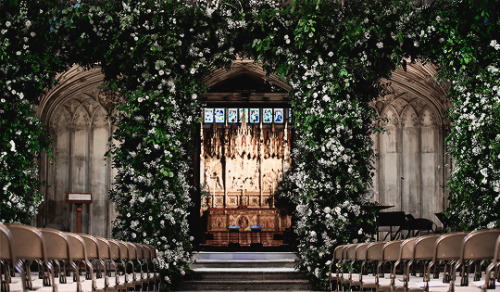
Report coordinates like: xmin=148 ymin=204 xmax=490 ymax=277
xmin=174 ymin=252 xmax=310 ymax=291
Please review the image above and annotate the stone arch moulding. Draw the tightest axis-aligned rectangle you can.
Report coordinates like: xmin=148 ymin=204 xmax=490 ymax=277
xmin=203 ymin=59 xmax=292 ymax=92
xmin=37 ymin=65 xmax=116 ymax=237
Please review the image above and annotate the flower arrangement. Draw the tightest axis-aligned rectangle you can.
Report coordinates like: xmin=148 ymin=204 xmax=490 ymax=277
xmin=0 ymin=0 xmax=499 ymax=290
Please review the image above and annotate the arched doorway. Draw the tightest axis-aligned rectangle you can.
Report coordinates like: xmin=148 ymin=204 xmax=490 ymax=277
xmin=193 ymin=61 xmax=294 ymax=249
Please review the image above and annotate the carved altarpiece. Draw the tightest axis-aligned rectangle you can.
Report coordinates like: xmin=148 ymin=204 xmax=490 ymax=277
xmin=200 ymin=118 xmax=292 ymax=246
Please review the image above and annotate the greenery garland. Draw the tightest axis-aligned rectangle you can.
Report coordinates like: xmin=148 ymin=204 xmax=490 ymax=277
xmin=1 ymin=0 xmax=499 ymax=290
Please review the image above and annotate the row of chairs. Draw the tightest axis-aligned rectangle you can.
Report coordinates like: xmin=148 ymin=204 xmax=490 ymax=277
xmin=0 ymin=223 xmax=161 ymax=291
xmin=329 ymin=229 xmax=500 ymax=291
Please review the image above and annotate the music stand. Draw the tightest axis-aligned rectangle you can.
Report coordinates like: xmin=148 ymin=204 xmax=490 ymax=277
xmin=376 ymin=211 xmax=406 ymax=241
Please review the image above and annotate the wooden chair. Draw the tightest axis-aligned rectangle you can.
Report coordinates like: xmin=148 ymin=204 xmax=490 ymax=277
xmin=349 ymin=243 xmax=371 ymax=291
xmin=6 ymin=224 xmax=54 ymax=291
xmin=35 ymin=229 xmax=80 ymax=292
xmin=480 ymin=235 xmax=500 ymax=291
xmin=94 ymin=236 xmax=117 ymax=291
xmin=140 ymin=244 xmax=153 ymax=292
xmin=64 ymin=232 xmax=97 ymax=292
xmin=377 ymin=240 xmax=403 ymax=291
xmin=338 ymin=244 xmax=359 ymax=290
xmin=329 ymin=244 xmax=347 ymax=292
xmin=131 ymin=243 xmax=145 ymax=291
xmin=451 ymin=229 xmax=500 ymax=290
xmin=424 ymin=232 xmax=469 ymax=291
xmin=0 ymin=223 xmax=24 ymax=292
xmin=107 ymin=239 xmax=123 ymax=289
xmin=145 ymin=244 xmax=161 ymax=292
xmin=359 ymin=241 xmax=386 ymax=291
xmin=404 ymin=234 xmax=441 ymax=291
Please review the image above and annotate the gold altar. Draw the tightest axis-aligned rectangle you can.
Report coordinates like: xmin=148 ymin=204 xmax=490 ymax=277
xmin=200 ymin=108 xmax=292 ymax=246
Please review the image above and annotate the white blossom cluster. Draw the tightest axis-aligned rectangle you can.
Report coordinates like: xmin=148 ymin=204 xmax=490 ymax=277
xmin=446 ymin=60 xmax=500 ymax=229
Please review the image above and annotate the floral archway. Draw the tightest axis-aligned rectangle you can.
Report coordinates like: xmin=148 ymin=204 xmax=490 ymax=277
xmin=1 ymin=0 xmax=499 ymax=289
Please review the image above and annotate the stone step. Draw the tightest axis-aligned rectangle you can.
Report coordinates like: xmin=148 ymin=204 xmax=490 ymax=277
xmin=193 ymin=251 xmax=299 ymax=261
xmin=192 ymin=259 xmax=297 ymax=268
xmin=192 ymin=251 xmax=299 ymax=268
xmin=190 ymin=267 xmax=306 ymax=280
xmin=177 ymin=279 xmax=310 ymax=291
xmin=175 ymin=251 xmax=309 ymax=291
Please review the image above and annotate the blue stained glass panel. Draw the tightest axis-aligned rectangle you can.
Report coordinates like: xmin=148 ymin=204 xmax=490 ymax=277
xmin=274 ymin=108 xmax=284 ymax=124
xmin=228 ymin=108 xmax=238 ymax=123
xmin=288 ymin=109 xmax=292 ymax=123
xmin=215 ymin=108 xmax=225 ymax=124
xmin=204 ymin=108 xmax=214 ymax=124
xmin=239 ymin=108 xmax=249 ymax=123
xmin=263 ymin=108 xmax=273 ymax=124
xmin=249 ymin=108 xmax=260 ymax=124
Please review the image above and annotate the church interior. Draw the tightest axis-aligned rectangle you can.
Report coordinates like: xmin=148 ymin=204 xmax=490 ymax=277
xmin=34 ymin=59 xmax=450 ymax=244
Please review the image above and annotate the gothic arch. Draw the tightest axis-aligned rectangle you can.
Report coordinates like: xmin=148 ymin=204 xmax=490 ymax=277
xmin=372 ymin=61 xmax=450 ymax=226
xmin=204 ymin=60 xmax=291 ymax=92
xmin=37 ymin=65 xmax=115 ymax=237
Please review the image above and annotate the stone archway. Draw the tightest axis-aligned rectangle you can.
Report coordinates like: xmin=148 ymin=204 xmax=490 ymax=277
xmin=37 ymin=66 xmax=116 ymax=237
xmin=371 ymin=62 xmax=451 ymax=225
xmin=192 ymin=60 xmax=294 ymax=248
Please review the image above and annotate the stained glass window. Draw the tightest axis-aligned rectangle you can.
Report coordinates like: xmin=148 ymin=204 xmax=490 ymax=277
xmin=204 ymin=108 xmax=214 ymax=124
xmin=249 ymin=108 xmax=260 ymax=124
xmin=263 ymin=108 xmax=273 ymax=124
xmin=228 ymin=108 xmax=238 ymax=124
xmin=215 ymin=108 xmax=225 ymax=124
xmin=274 ymin=108 xmax=284 ymax=124
xmin=288 ymin=108 xmax=292 ymax=123
xmin=239 ymin=108 xmax=249 ymax=123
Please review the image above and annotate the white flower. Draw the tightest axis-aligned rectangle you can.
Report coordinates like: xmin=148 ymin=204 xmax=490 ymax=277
xmin=436 ymin=16 xmax=441 ymax=23
xmin=158 ymin=70 xmax=164 ymax=76
xmin=414 ymin=41 xmax=420 ymax=47
xmin=310 ymin=231 xmax=317 ymax=237
xmin=191 ymin=93 xmax=197 ymax=99
xmin=138 ymin=97 xmax=144 ymax=103
xmin=190 ymin=68 xmax=196 ymax=74
xmin=490 ymin=40 xmax=500 ymax=50
xmin=376 ymin=42 xmax=384 ymax=49
xmin=358 ymin=228 xmax=363 ymax=235
xmin=9 ymin=140 xmax=15 ymax=152
xmin=5 ymin=21 xmax=11 ymax=27
xmin=25 ymin=20 xmax=32 ymax=28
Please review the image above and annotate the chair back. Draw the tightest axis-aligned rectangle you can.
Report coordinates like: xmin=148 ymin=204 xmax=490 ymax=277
xmin=7 ymin=224 xmax=46 ymax=261
xmin=366 ymin=242 xmax=385 ymax=261
xmin=461 ymin=229 xmax=500 ymax=261
xmin=433 ymin=232 xmax=468 ymax=261
xmin=344 ymin=244 xmax=358 ymax=261
xmin=383 ymin=240 xmax=403 ymax=261
xmin=334 ymin=245 xmax=346 ymax=261
xmin=400 ymin=237 xmax=419 ymax=261
xmin=0 ymin=223 xmax=14 ymax=262
xmin=40 ymin=229 xmax=71 ymax=260
xmin=107 ymin=239 xmax=122 ymax=262
xmin=355 ymin=243 xmax=370 ymax=261
xmin=413 ymin=234 xmax=440 ymax=260
xmin=65 ymin=233 xmax=87 ymax=261
xmin=79 ymin=234 xmax=100 ymax=260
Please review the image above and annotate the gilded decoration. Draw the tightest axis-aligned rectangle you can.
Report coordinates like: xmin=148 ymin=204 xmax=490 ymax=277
xmin=201 ymin=113 xmax=292 ymax=244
